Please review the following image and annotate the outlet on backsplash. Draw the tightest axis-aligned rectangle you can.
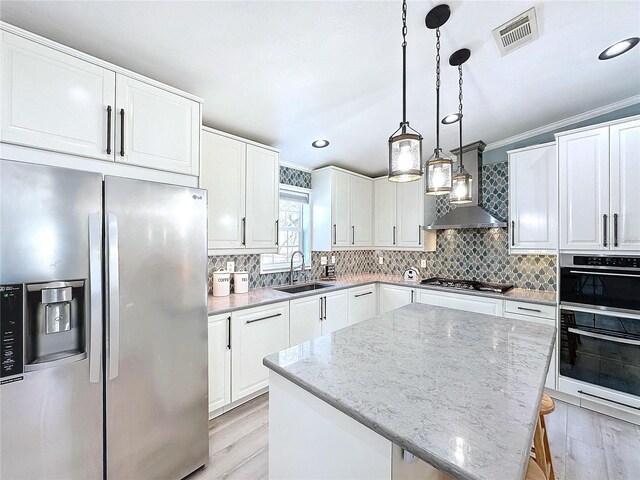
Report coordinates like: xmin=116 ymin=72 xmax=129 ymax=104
xmin=331 ymin=256 xmax=336 ymax=264
xmin=320 ymin=256 xmax=327 ymax=266
xmin=420 ymin=259 xmax=427 ymax=268
xmin=378 ymin=256 xmax=384 ymax=265
xmin=226 ymin=261 xmax=235 ymax=273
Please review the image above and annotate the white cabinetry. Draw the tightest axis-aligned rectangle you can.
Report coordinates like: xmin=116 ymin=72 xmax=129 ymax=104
xmin=348 ymin=285 xmax=378 ymax=325
xmin=231 ymin=303 xmax=289 ymax=400
xmin=289 ymin=290 xmax=348 ymax=345
xmin=0 ymin=29 xmax=201 ymax=176
xmin=312 ymin=167 xmax=372 ymax=250
xmin=379 ymin=284 xmax=414 ymax=314
xmin=508 ymin=143 xmax=557 ymax=253
xmin=115 ymin=75 xmax=199 ymax=175
xmin=1 ymin=31 xmax=115 ymax=161
xmin=208 ymin=313 xmax=231 ymax=414
xmin=200 ymin=128 xmax=279 ymax=252
xmin=373 ymin=177 xmax=426 ymax=248
xmin=416 ymin=289 xmax=503 ymax=316
xmin=558 ymin=118 xmax=640 ymax=252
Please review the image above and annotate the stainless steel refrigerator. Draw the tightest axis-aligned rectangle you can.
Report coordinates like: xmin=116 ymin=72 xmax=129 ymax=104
xmin=0 ymin=160 xmax=209 ymax=479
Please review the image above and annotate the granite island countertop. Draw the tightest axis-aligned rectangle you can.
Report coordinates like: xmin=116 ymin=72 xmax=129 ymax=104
xmin=208 ymin=274 xmax=556 ymax=315
xmin=264 ymin=303 xmax=556 ymax=480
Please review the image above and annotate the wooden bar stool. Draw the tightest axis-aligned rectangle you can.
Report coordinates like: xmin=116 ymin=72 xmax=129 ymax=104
xmin=531 ymin=393 xmax=555 ymax=480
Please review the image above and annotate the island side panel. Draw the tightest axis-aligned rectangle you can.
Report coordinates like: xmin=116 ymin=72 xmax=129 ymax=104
xmin=269 ymin=371 xmax=393 ymax=480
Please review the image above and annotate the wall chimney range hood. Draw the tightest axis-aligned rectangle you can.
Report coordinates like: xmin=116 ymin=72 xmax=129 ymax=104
xmin=426 ymin=141 xmax=507 ymax=229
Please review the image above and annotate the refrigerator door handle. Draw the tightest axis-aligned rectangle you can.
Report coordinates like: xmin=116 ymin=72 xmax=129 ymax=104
xmin=107 ymin=212 xmax=120 ymax=380
xmin=88 ymin=212 xmax=103 ymax=383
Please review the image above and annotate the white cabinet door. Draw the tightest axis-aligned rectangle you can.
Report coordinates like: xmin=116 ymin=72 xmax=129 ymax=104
xmin=610 ymin=119 xmax=640 ymax=251
xmin=331 ymin=170 xmax=351 ymax=246
xmin=208 ymin=314 xmax=231 ymax=414
xmin=115 ymin=74 xmax=199 ymax=175
xmin=559 ymin=127 xmax=610 ymax=250
xmin=396 ymin=179 xmax=424 ymax=247
xmin=350 ymin=175 xmax=373 ymax=246
xmin=289 ymin=295 xmax=322 ymax=345
xmin=231 ymin=303 xmax=289 ymax=400
xmin=374 ymin=179 xmax=396 ymax=247
xmin=201 ymin=131 xmax=246 ymax=249
xmin=509 ymin=144 xmax=557 ymax=253
xmin=1 ymin=31 xmax=115 ymax=161
xmin=416 ymin=289 xmax=503 ymax=316
xmin=246 ymin=145 xmax=279 ymax=249
xmin=321 ymin=290 xmax=348 ymax=335
xmin=348 ymin=285 xmax=378 ymax=325
xmin=379 ymin=285 xmax=413 ymax=314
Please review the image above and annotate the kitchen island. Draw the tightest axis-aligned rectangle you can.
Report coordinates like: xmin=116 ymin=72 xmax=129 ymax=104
xmin=264 ymin=303 xmax=556 ymax=480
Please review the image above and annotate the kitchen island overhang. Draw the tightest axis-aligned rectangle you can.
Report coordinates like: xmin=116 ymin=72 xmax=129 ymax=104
xmin=264 ymin=303 xmax=556 ymax=480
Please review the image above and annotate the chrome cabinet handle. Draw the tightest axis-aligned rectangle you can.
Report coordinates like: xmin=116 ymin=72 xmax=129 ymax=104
xmin=106 ymin=105 xmax=112 ymax=155
xmin=511 ymin=220 xmax=515 ymax=246
xmin=333 ymin=224 xmax=336 ymax=245
xmin=88 ymin=212 xmax=102 ymax=383
xmin=227 ymin=316 xmax=231 ymax=349
xmin=418 ymin=225 xmax=421 ymax=245
xmin=355 ymin=291 xmax=373 ymax=298
xmin=241 ymin=217 xmax=246 ymax=246
xmin=603 ymin=214 xmax=608 ymax=247
xmin=246 ymin=313 xmax=282 ymax=324
xmin=517 ymin=306 xmax=541 ymax=313
xmin=393 ymin=226 xmax=396 ymax=245
xmin=119 ymin=109 xmax=125 ymax=156
xmin=352 ymin=226 xmax=355 ymax=245
xmin=577 ymin=390 xmax=640 ymax=410
xmin=319 ymin=298 xmax=323 ymax=321
xmin=323 ymin=297 xmax=327 ymax=320
xmin=613 ymin=213 xmax=618 ymax=247
xmin=275 ymin=220 xmax=279 ymax=246
xmin=107 ymin=213 xmax=120 ymax=380
xmin=410 ymin=290 xmax=414 ymax=303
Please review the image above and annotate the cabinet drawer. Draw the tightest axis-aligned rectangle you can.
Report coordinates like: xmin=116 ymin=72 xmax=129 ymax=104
xmin=504 ymin=300 xmax=555 ymax=320
xmin=416 ymin=289 xmax=503 ymax=316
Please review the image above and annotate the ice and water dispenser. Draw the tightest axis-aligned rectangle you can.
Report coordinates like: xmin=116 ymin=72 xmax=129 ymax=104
xmin=1 ymin=280 xmax=86 ymax=378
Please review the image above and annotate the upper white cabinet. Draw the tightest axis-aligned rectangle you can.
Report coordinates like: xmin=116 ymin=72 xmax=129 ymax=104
xmin=1 ymin=31 xmax=115 ymax=161
xmin=508 ymin=143 xmax=557 ymax=254
xmin=200 ymin=128 xmax=279 ymax=251
xmin=373 ymin=177 xmax=425 ymax=248
xmin=558 ymin=118 xmax=639 ymax=252
xmin=312 ymin=167 xmax=372 ymax=250
xmin=208 ymin=313 xmax=231 ymax=415
xmin=0 ymin=28 xmax=202 ymax=176
xmin=115 ymin=75 xmax=199 ymax=175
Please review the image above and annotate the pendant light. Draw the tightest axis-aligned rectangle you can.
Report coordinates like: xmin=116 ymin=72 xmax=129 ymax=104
xmin=425 ymin=4 xmax=453 ymax=195
xmin=449 ymin=48 xmax=473 ymax=205
xmin=388 ymin=0 xmax=423 ymax=183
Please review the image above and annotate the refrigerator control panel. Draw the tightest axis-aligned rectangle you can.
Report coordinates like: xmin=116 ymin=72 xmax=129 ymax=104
xmin=1 ymin=284 xmax=24 ymax=379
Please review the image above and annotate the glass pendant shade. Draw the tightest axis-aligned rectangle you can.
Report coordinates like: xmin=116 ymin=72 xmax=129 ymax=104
xmin=450 ymin=165 xmax=473 ymax=204
xmin=388 ymin=132 xmax=423 ymax=182
xmin=425 ymin=149 xmax=453 ymax=195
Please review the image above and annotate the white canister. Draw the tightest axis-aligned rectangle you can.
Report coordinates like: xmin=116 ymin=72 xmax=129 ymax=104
xmin=233 ymin=270 xmax=249 ymax=294
xmin=212 ymin=268 xmax=231 ymax=297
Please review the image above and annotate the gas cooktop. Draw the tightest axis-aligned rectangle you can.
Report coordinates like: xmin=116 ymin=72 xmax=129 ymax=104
xmin=420 ymin=277 xmax=514 ymax=294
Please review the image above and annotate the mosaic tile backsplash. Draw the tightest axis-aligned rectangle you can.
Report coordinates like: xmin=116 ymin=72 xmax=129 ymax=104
xmin=280 ymin=165 xmax=311 ymax=189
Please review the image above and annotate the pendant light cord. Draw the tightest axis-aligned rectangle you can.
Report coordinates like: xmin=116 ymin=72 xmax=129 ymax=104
xmin=435 ymin=28 xmax=441 ymax=150
xmin=458 ymin=64 xmax=463 ymax=167
xmin=401 ymin=0 xmax=408 ymax=130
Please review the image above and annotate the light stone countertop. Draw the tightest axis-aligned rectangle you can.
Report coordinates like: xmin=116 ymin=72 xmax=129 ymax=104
xmin=264 ymin=303 xmax=556 ymax=480
xmin=207 ymin=274 xmax=556 ymax=315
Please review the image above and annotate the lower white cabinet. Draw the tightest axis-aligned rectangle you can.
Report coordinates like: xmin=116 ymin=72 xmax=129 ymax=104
xmin=289 ymin=290 xmax=348 ymax=345
xmin=208 ymin=313 xmax=231 ymax=414
xmin=379 ymin=284 xmax=414 ymax=314
xmin=416 ymin=289 xmax=503 ymax=316
xmin=231 ymin=302 xmax=289 ymax=401
xmin=348 ymin=285 xmax=378 ymax=325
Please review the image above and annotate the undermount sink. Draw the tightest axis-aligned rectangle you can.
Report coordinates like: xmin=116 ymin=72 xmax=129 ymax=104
xmin=275 ymin=283 xmax=331 ymax=294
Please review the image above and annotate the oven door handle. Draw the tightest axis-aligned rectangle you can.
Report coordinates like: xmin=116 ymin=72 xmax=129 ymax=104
xmin=568 ymin=270 xmax=640 ymax=278
xmin=567 ymin=327 xmax=640 ymax=346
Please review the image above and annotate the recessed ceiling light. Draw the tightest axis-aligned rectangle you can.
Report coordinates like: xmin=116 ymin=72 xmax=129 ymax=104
xmin=598 ymin=37 xmax=639 ymax=60
xmin=312 ymin=139 xmax=329 ymax=148
xmin=441 ymin=113 xmax=462 ymax=124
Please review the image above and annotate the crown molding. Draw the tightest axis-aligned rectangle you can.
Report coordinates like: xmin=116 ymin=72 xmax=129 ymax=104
xmin=484 ymin=95 xmax=640 ymax=152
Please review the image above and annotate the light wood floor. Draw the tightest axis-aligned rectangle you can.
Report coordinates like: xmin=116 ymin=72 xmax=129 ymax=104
xmin=188 ymin=393 xmax=640 ymax=480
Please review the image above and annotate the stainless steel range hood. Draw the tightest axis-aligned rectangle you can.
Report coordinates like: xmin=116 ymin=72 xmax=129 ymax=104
xmin=425 ymin=141 xmax=507 ymax=230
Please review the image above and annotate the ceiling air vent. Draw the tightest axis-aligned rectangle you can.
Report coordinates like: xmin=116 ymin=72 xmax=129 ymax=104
xmin=492 ymin=7 xmax=539 ymax=56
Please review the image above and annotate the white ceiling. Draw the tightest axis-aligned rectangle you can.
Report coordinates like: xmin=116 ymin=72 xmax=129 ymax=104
xmin=1 ymin=1 xmax=639 ymax=176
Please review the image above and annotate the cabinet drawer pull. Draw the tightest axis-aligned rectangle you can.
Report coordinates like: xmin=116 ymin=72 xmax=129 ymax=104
xmin=106 ymin=105 xmax=112 ymax=155
xmin=511 ymin=220 xmax=515 ymax=246
xmin=418 ymin=225 xmax=421 ymax=245
xmin=355 ymin=291 xmax=373 ymax=298
xmin=613 ymin=213 xmax=618 ymax=247
xmin=352 ymin=225 xmax=355 ymax=245
xmin=319 ymin=298 xmax=323 ymax=321
xmin=323 ymin=297 xmax=327 ymax=320
xmin=410 ymin=290 xmax=414 ymax=303
xmin=393 ymin=226 xmax=396 ymax=245
xmin=517 ymin=306 xmax=542 ymax=313
xmin=333 ymin=224 xmax=336 ymax=245
xmin=119 ymin=108 xmax=125 ymax=156
xmin=246 ymin=313 xmax=282 ymax=324
xmin=275 ymin=220 xmax=279 ymax=246
xmin=603 ymin=214 xmax=608 ymax=247
xmin=227 ymin=316 xmax=231 ymax=349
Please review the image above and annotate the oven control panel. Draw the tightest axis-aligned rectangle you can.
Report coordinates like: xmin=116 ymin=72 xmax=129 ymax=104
xmin=573 ymin=256 xmax=640 ymax=268
xmin=1 ymin=284 xmax=24 ymax=379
